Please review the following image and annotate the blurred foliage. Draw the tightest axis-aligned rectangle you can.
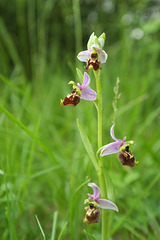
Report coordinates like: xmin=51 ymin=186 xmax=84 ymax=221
xmin=0 ymin=0 xmax=160 ymax=79
xmin=0 ymin=0 xmax=160 ymax=239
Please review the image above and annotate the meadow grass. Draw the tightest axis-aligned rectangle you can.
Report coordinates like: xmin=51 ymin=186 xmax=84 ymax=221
xmin=0 ymin=1 xmax=160 ymax=239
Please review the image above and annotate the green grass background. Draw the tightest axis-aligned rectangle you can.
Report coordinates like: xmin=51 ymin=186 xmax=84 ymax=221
xmin=0 ymin=0 xmax=160 ymax=239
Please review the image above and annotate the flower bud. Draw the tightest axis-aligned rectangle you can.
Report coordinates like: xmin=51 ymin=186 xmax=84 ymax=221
xmin=87 ymin=33 xmax=96 ymax=49
xmin=87 ymin=33 xmax=100 ymax=50
xmin=98 ymin=33 xmax=106 ymax=48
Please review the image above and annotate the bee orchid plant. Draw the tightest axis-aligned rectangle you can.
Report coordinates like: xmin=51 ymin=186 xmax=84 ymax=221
xmin=61 ymin=32 xmax=137 ymax=240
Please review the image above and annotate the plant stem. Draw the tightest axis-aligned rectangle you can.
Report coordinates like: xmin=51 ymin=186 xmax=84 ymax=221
xmin=94 ymin=70 xmax=109 ymax=240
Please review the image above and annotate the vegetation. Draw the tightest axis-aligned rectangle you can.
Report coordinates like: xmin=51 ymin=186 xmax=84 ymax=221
xmin=0 ymin=0 xmax=160 ymax=239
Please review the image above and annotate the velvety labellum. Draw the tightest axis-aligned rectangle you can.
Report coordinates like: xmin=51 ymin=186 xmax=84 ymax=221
xmin=118 ymin=145 xmax=136 ymax=167
xmin=61 ymin=92 xmax=80 ymax=107
xmin=84 ymin=205 xmax=101 ymax=225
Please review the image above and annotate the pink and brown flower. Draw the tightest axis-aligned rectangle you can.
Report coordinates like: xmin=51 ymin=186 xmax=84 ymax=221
xmin=100 ymin=125 xmax=137 ymax=167
xmin=60 ymin=72 xmax=97 ymax=107
xmin=77 ymin=33 xmax=108 ymax=71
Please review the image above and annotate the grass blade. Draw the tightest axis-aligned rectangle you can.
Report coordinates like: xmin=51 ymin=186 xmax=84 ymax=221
xmin=35 ymin=215 xmax=46 ymax=240
xmin=30 ymin=166 xmax=61 ymax=179
xmin=57 ymin=221 xmax=68 ymax=240
xmin=51 ymin=211 xmax=58 ymax=240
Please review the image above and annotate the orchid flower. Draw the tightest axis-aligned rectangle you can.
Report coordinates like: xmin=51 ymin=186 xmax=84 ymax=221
xmin=60 ymin=72 xmax=97 ymax=106
xmin=100 ymin=125 xmax=137 ymax=167
xmin=84 ymin=183 xmax=118 ymax=225
xmin=100 ymin=125 xmax=127 ymax=156
xmin=87 ymin=183 xmax=119 ymax=212
xmin=77 ymin=72 xmax=97 ymax=101
xmin=77 ymin=32 xmax=108 ymax=71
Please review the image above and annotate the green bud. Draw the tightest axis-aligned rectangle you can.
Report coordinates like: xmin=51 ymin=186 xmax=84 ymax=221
xmin=87 ymin=32 xmax=95 ymax=49
xmin=87 ymin=32 xmax=106 ymax=49
xmin=98 ymin=33 xmax=106 ymax=48
xmin=87 ymin=32 xmax=99 ymax=49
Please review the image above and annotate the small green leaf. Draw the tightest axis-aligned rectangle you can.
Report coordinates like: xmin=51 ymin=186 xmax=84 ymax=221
xmin=77 ymin=119 xmax=99 ymax=172
xmin=76 ymin=68 xmax=84 ymax=83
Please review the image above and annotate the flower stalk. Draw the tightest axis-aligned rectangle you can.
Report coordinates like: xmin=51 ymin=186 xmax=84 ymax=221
xmin=94 ymin=69 xmax=110 ymax=240
xmin=94 ymin=70 xmax=102 ymax=149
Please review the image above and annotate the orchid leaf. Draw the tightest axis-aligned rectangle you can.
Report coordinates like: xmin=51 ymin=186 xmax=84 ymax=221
xmin=77 ymin=119 xmax=99 ymax=172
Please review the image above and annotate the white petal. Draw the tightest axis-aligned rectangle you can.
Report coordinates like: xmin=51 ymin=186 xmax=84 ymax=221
xmin=98 ymin=198 xmax=119 ymax=212
xmin=81 ymin=72 xmax=90 ymax=88
xmin=77 ymin=50 xmax=91 ymax=62
xmin=100 ymin=142 xmax=121 ymax=156
xmin=81 ymin=88 xmax=97 ymax=101
xmin=99 ymin=50 xmax=108 ymax=63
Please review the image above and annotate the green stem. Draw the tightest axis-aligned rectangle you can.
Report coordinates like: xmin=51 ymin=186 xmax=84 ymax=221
xmin=95 ymin=70 xmax=102 ymax=150
xmin=94 ymin=70 xmax=109 ymax=240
